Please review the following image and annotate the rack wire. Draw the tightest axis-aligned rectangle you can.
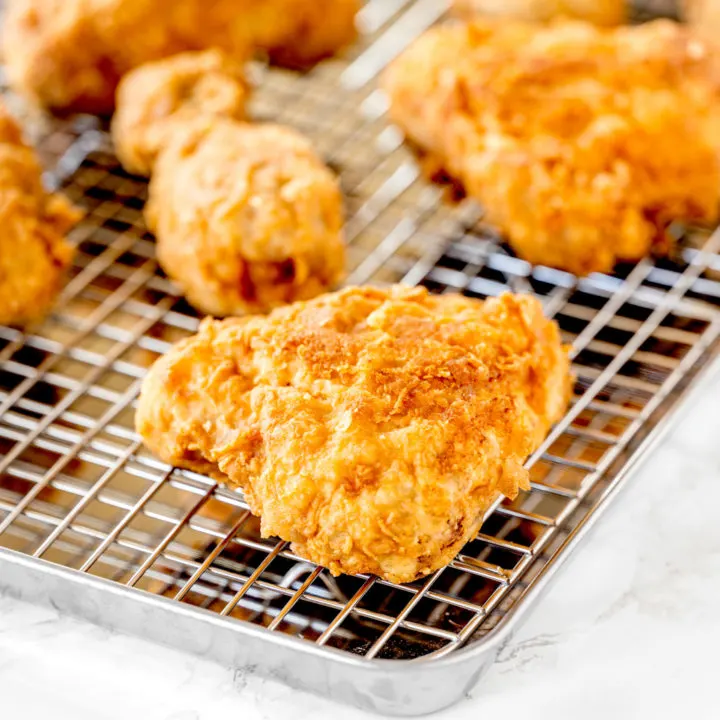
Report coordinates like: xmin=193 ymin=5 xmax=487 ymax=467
xmin=1 ymin=0 xmax=719 ymax=672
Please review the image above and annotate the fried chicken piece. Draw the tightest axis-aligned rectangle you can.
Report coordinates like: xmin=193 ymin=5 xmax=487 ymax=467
xmin=0 ymin=104 xmax=82 ymax=327
xmin=3 ymin=0 xmax=358 ymax=115
xmin=136 ymin=288 xmax=571 ymax=581
xmin=136 ymin=286 xmax=571 ymax=583
xmin=2 ymin=0 xmax=195 ymax=115
xmin=145 ymin=120 xmax=345 ymax=316
xmin=384 ymin=20 xmax=720 ymax=276
xmin=453 ymin=0 xmax=625 ymax=25
xmin=111 ymin=50 xmax=249 ymax=176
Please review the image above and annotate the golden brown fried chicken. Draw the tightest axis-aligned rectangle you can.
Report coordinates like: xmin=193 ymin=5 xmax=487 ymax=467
xmin=0 ymin=104 xmax=81 ymax=327
xmin=136 ymin=286 xmax=571 ymax=583
xmin=3 ymin=0 xmax=358 ymax=115
xmin=384 ymin=20 xmax=720 ymax=276
xmin=3 ymin=0 xmax=194 ymax=115
xmin=453 ymin=0 xmax=625 ymax=25
xmin=111 ymin=50 xmax=249 ymax=176
xmin=145 ymin=120 xmax=345 ymax=316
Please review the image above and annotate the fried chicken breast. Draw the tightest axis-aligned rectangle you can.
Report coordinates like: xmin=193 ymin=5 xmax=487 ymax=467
xmin=3 ymin=0 xmax=358 ymax=115
xmin=111 ymin=50 xmax=249 ymax=177
xmin=0 ymin=104 xmax=81 ymax=327
xmin=136 ymin=286 xmax=571 ymax=583
xmin=145 ymin=120 xmax=345 ymax=316
xmin=384 ymin=20 xmax=720 ymax=276
xmin=453 ymin=0 xmax=625 ymax=25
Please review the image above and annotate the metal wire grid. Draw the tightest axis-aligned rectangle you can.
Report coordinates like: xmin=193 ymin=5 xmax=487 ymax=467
xmin=1 ymin=0 xmax=720 ymax=662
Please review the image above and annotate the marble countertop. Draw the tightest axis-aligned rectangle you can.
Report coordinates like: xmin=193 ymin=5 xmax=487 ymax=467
xmin=1 ymin=360 xmax=719 ymax=720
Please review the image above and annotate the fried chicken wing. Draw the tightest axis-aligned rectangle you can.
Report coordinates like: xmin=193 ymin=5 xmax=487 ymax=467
xmin=384 ymin=20 xmax=720 ymax=276
xmin=0 ymin=104 xmax=81 ymax=327
xmin=145 ymin=120 xmax=345 ymax=316
xmin=453 ymin=0 xmax=625 ymax=25
xmin=111 ymin=50 xmax=249 ymax=176
xmin=3 ymin=0 xmax=358 ymax=115
xmin=136 ymin=286 xmax=571 ymax=583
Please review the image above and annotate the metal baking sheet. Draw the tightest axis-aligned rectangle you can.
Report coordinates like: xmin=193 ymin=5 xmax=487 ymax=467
xmin=1 ymin=0 xmax=719 ymax=715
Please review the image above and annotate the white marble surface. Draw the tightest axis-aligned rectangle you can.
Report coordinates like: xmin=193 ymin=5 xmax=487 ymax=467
xmin=1 ymin=361 xmax=719 ymax=720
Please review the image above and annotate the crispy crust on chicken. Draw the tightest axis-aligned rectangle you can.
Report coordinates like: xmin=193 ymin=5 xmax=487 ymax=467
xmin=135 ymin=286 xmax=571 ymax=583
xmin=145 ymin=120 xmax=345 ymax=316
xmin=453 ymin=0 xmax=625 ymax=25
xmin=0 ymin=104 xmax=81 ymax=326
xmin=111 ymin=49 xmax=249 ymax=176
xmin=3 ymin=0 xmax=358 ymax=114
xmin=384 ymin=19 xmax=720 ymax=275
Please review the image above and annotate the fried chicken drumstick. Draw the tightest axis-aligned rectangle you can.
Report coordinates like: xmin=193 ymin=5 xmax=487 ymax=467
xmin=145 ymin=120 xmax=345 ymax=316
xmin=0 ymin=104 xmax=81 ymax=326
xmin=3 ymin=0 xmax=358 ymax=114
xmin=384 ymin=20 xmax=720 ymax=275
xmin=136 ymin=286 xmax=571 ymax=583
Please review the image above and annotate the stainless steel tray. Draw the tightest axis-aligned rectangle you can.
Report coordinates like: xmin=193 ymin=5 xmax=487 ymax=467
xmin=1 ymin=1 xmax=720 ymax=715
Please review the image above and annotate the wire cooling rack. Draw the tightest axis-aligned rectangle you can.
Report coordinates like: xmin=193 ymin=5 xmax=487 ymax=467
xmin=1 ymin=0 xmax=719 ymax=715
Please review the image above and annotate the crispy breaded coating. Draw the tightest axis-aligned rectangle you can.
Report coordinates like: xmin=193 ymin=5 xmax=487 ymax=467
xmin=111 ymin=50 xmax=249 ymax=176
xmin=453 ymin=0 xmax=625 ymax=25
xmin=384 ymin=20 xmax=720 ymax=276
xmin=3 ymin=0 xmax=358 ymax=115
xmin=136 ymin=286 xmax=571 ymax=583
xmin=0 ymin=104 xmax=81 ymax=326
xmin=145 ymin=120 xmax=345 ymax=316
